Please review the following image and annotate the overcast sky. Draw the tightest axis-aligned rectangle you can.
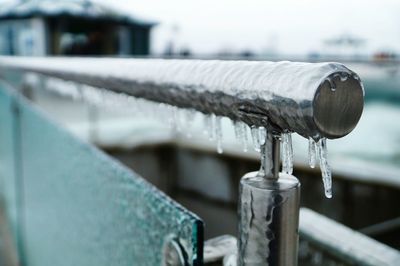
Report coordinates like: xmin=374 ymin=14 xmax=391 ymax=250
xmin=94 ymin=0 xmax=400 ymax=56
xmin=2 ymin=0 xmax=398 ymax=55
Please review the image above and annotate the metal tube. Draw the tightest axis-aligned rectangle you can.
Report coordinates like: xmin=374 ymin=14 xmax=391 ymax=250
xmin=260 ymin=134 xmax=280 ymax=179
xmin=0 ymin=57 xmax=364 ymax=139
xmin=238 ymin=171 xmax=300 ymax=266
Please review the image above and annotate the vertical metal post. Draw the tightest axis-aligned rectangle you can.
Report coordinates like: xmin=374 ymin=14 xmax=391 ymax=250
xmin=238 ymin=134 xmax=300 ymax=266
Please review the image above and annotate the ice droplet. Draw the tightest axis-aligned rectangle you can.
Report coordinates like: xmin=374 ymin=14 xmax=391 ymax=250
xmin=317 ymin=138 xmax=332 ymax=198
xmin=308 ymin=137 xmax=316 ymax=168
xmin=339 ymin=72 xmax=348 ymax=82
xmin=281 ymin=132 xmax=293 ymax=175
xmin=326 ymin=77 xmax=336 ymax=91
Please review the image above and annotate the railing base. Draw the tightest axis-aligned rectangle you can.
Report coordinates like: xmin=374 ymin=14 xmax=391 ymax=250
xmin=238 ymin=172 xmax=300 ymax=266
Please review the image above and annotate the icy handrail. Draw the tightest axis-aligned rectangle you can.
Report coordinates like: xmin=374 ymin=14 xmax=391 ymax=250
xmin=0 ymin=57 xmax=364 ymax=140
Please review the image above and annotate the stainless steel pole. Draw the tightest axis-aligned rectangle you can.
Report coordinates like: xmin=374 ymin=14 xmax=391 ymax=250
xmin=238 ymin=135 xmax=300 ymax=266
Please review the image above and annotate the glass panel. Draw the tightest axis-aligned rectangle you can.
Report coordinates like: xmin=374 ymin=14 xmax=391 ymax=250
xmin=0 ymin=86 xmax=19 ymax=242
xmin=0 ymin=85 xmax=203 ymax=266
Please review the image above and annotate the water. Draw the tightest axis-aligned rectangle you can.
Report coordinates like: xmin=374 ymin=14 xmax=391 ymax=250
xmin=316 ymin=138 xmax=332 ymax=198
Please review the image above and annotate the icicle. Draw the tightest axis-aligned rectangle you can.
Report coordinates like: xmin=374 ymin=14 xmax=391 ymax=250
xmin=44 ymin=77 xmax=82 ymax=100
xmin=207 ymin=114 xmax=216 ymax=141
xmin=167 ymin=106 xmax=175 ymax=129
xmin=215 ymin=116 xmax=223 ymax=154
xmin=258 ymin=126 xmax=267 ymax=146
xmin=308 ymin=137 xmax=316 ymax=168
xmin=317 ymin=138 xmax=332 ymax=198
xmin=234 ymin=121 xmax=249 ymax=152
xmin=202 ymin=115 xmax=210 ymax=135
xmin=156 ymin=103 xmax=168 ymax=122
xmin=281 ymin=132 xmax=293 ymax=175
xmin=184 ymin=109 xmax=196 ymax=138
xmin=173 ymin=107 xmax=181 ymax=132
xmin=241 ymin=124 xmax=249 ymax=152
xmin=250 ymin=126 xmax=261 ymax=152
xmin=234 ymin=121 xmax=242 ymax=140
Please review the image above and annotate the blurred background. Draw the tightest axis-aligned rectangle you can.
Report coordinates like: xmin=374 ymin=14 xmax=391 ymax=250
xmin=1 ymin=0 xmax=400 ymax=265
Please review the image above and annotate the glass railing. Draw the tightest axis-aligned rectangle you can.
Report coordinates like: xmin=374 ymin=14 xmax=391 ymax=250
xmin=0 ymin=83 xmax=203 ymax=266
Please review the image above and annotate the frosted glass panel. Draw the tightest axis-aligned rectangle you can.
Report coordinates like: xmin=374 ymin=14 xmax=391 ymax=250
xmin=0 ymin=87 xmax=19 ymax=242
xmin=0 ymin=85 xmax=203 ymax=266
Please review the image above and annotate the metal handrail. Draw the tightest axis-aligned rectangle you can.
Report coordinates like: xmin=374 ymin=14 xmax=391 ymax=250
xmin=0 ymin=56 xmax=364 ymax=140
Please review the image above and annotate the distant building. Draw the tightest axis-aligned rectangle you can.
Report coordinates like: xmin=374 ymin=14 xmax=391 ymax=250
xmin=0 ymin=0 xmax=156 ymax=56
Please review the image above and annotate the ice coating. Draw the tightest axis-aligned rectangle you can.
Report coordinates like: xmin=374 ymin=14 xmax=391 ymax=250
xmin=0 ymin=56 xmax=362 ymax=138
xmin=317 ymin=138 xmax=332 ymax=198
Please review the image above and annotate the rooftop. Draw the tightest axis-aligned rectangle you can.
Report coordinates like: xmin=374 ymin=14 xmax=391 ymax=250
xmin=0 ymin=0 xmax=156 ymax=26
